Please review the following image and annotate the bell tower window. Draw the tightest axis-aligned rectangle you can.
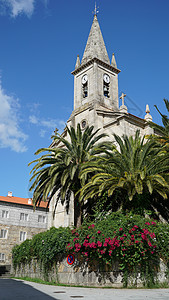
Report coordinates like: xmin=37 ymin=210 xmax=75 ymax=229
xmin=103 ymin=73 xmax=110 ymax=98
xmin=82 ymin=74 xmax=88 ymax=98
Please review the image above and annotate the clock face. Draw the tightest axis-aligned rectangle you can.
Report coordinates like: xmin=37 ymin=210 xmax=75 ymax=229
xmin=82 ymin=74 xmax=88 ymax=84
xmin=103 ymin=74 xmax=110 ymax=84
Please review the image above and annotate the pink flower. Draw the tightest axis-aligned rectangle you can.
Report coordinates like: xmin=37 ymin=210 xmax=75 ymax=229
xmin=110 ymin=246 xmax=115 ymax=250
xmin=97 ymin=230 xmax=101 ymax=234
xmin=141 ymin=233 xmax=147 ymax=240
xmin=90 ymin=242 xmax=97 ymax=248
xmin=97 ymin=241 xmax=102 ymax=247
xmin=135 ymin=240 xmax=139 ymax=244
xmin=151 ymin=221 xmax=156 ymax=225
xmin=83 ymin=239 xmax=89 ymax=247
xmin=87 ymin=235 xmax=90 ymax=238
xmin=123 ymin=234 xmax=127 ymax=237
xmin=88 ymin=224 xmax=95 ymax=229
xmin=145 ymin=222 xmax=150 ymax=225
xmin=75 ymin=243 xmax=81 ymax=248
xmin=73 ymin=238 xmax=78 ymax=242
xmin=119 ymin=228 xmax=123 ymax=231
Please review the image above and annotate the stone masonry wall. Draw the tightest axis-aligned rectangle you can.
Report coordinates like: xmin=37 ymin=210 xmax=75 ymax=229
xmin=13 ymin=257 xmax=168 ymax=287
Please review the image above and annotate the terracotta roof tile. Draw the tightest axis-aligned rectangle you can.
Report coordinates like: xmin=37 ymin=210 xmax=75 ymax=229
xmin=0 ymin=196 xmax=48 ymax=208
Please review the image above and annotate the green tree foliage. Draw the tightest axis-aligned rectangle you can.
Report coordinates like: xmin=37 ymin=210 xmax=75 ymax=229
xmin=150 ymin=98 xmax=169 ymax=146
xmin=29 ymin=124 xmax=110 ymax=227
xmin=80 ymin=131 xmax=169 ymax=215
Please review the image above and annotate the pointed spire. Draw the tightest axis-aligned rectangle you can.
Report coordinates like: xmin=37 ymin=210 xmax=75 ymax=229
xmin=144 ymin=104 xmax=152 ymax=122
xmin=111 ymin=53 xmax=117 ymax=68
xmin=75 ymin=55 xmax=80 ymax=69
xmin=81 ymin=15 xmax=110 ymax=65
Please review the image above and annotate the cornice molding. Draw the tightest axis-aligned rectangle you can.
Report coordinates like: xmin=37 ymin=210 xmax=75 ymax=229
xmin=71 ymin=57 xmax=121 ymax=75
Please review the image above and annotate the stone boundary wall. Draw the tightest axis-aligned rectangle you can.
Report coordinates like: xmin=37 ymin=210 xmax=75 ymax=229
xmin=12 ymin=256 xmax=168 ymax=287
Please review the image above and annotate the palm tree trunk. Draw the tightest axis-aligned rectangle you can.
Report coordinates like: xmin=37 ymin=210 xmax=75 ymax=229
xmin=74 ymin=196 xmax=82 ymax=228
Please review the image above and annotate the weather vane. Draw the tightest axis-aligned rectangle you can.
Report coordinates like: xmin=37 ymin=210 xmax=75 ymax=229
xmin=93 ymin=1 xmax=99 ymax=15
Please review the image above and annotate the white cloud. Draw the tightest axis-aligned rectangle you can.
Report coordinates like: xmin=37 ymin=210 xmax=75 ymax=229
xmin=0 ymin=0 xmax=35 ymax=17
xmin=0 ymin=81 xmax=28 ymax=152
xmin=40 ymin=129 xmax=46 ymax=138
xmin=29 ymin=115 xmax=38 ymax=124
xmin=29 ymin=115 xmax=66 ymax=137
xmin=41 ymin=119 xmax=58 ymax=129
xmin=11 ymin=0 xmax=34 ymax=17
xmin=0 ymin=0 xmax=49 ymax=18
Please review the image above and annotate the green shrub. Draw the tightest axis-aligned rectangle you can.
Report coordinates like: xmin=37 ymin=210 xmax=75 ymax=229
xmin=12 ymin=226 xmax=71 ymax=271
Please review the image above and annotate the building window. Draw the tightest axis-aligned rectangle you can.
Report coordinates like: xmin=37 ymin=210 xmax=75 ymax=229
xmin=0 ymin=253 xmax=5 ymax=262
xmin=2 ymin=210 xmax=9 ymax=218
xmin=103 ymin=73 xmax=110 ymax=98
xmin=82 ymin=82 xmax=88 ymax=98
xmin=0 ymin=229 xmax=7 ymax=239
xmin=38 ymin=215 xmax=46 ymax=223
xmin=20 ymin=213 xmax=29 ymax=221
xmin=20 ymin=231 xmax=27 ymax=242
xmin=81 ymin=119 xmax=87 ymax=130
xmin=82 ymin=74 xmax=88 ymax=98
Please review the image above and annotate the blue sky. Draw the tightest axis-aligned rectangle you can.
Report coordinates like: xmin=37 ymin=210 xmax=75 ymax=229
xmin=0 ymin=0 xmax=169 ymax=198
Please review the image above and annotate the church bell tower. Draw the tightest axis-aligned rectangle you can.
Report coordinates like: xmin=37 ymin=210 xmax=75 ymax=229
xmin=68 ymin=13 xmax=121 ymax=130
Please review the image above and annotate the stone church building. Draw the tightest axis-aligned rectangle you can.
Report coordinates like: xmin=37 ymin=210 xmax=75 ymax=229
xmin=48 ymin=13 xmax=153 ymax=229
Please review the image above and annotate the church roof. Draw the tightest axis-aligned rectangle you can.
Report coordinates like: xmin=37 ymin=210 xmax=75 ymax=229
xmin=81 ymin=14 xmax=110 ymax=65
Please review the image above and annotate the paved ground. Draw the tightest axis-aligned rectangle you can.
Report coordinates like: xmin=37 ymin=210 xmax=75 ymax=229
xmin=1 ymin=279 xmax=169 ymax=300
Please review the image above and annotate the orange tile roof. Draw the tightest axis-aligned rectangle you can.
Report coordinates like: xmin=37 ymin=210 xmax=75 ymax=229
xmin=0 ymin=196 xmax=48 ymax=208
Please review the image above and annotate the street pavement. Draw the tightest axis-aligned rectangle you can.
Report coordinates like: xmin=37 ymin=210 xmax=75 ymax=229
xmin=0 ymin=279 xmax=169 ymax=300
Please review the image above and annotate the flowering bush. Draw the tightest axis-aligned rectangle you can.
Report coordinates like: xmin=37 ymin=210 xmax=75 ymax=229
xmin=67 ymin=214 xmax=158 ymax=273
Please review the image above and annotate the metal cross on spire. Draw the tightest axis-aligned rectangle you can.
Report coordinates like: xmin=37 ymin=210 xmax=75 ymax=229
xmin=93 ymin=1 xmax=99 ymax=15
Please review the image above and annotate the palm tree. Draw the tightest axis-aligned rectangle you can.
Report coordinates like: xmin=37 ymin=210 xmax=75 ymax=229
xmin=29 ymin=124 xmax=110 ymax=227
xmin=150 ymin=98 xmax=169 ymax=146
xmin=80 ymin=131 xmax=169 ymax=215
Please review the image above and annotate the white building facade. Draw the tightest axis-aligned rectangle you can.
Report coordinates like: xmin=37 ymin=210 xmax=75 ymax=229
xmin=0 ymin=193 xmax=48 ymax=266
